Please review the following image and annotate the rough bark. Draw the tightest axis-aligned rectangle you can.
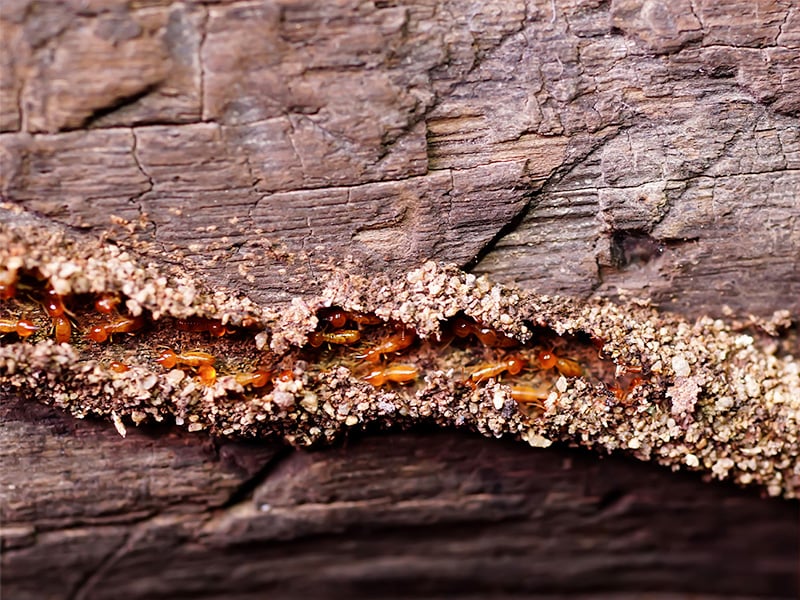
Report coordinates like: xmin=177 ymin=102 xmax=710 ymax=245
xmin=1 ymin=0 xmax=799 ymax=597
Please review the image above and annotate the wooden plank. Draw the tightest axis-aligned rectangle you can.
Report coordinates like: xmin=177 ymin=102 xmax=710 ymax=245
xmin=1 ymin=394 xmax=796 ymax=599
xmin=1 ymin=0 xmax=799 ymax=595
xmin=1 ymin=0 xmax=797 ymax=317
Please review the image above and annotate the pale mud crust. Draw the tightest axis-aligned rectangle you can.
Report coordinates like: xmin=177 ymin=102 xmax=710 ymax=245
xmin=1 ymin=215 xmax=799 ymax=499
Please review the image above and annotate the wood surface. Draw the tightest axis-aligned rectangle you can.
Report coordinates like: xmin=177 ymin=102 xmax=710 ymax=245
xmin=1 ymin=0 xmax=799 ymax=597
xmin=2 ymin=394 xmax=797 ymax=600
xmin=2 ymin=0 xmax=799 ymax=316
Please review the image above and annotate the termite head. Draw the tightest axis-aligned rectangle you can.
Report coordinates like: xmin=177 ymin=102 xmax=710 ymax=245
xmin=109 ymin=361 xmax=129 ymax=373
xmin=537 ymin=349 xmax=557 ymax=370
xmin=453 ymin=316 xmax=472 ymax=338
xmin=208 ymin=321 xmax=227 ymax=337
xmin=94 ymin=294 xmax=120 ymax=315
xmin=53 ymin=315 xmax=71 ymax=343
xmin=43 ymin=287 xmax=66 ymax=317
xmin=320 ymin=307 xmax=348 ymax=329
xmin=507 ymin=355 xmax=526 ymax=375
xmin=0 ymin=272 xmax=16 ymax=299
xmin=87 ymin=325 xmax=109 ymax=343
xmin=197 ymin=364 xmax=217 ymax=386
xmin=156 ymin=348 xmax=178 ymax=369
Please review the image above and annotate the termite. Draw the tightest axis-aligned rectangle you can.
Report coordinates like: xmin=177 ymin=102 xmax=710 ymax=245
xmin=347 ymin=311 xmax=382 ymax=326
xmin=608 ymin=383 xmax=626 ymax=402
xmin=537 ymin=349 xmax=583 ymax=377
xmin=362 ymin=364 xmax=419 ymax=387
xmin=42 ymin=286 xmax=72 ymax=343
xmin=468 ymin=355 xmax=527 ymax=385
xmin=452 ymin=315 xmax=518 ymax=348
xmin=308 ymin=329 xmax=361 ymax=348
xmin=0 ymin=317 xmax=38 ymax=338
xmin=87 ymin=315 xmax=145 ymax=343
xmin=197 ymin=364 xmax=217 ymax=386
xmin=510 ymin=384 xmax=550 ymax=407
xmin=609 ymin=375 xmax=644 ymax=404
xmin=176 ymin=317 xmax=229 ymax=337
xmin=94 ymin=294 xmax=121 ymax=315
xmin=320 ymin=307 xmax=348 ymax=329
xmin=43 ymin=286 xmax=66 ymax=317
xmin=52 ymin=315 xmax=71 ymax=343
xmin=109 ymin=361 xmax=129 ymax=373
xmin=275 ymin=368 xmax=294 ymax=383
xmin=320 ymin=307 xmax=382 ymax=329
xmin=356 ymin=327 xmax=415 ymax=363
xmin=235 ymin=368 xmax=272 ymax=388
xmin=155 ymin=349 xmax=216 ymax=369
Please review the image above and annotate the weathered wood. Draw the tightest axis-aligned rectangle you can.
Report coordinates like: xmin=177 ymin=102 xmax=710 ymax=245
xmin=1 ymin=394 xmax=797 ymax=600
xmin=2 ymin=0 xmax=798 ymax=316
xmin=1 ymin=0 xmax=799 ymax=596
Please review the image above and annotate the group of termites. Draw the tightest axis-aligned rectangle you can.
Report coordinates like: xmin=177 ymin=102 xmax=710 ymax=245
xmin=0 ymin=267 xmax=274 ymax=388
xmin=307 ymin=307 xmax=601 ymax=408
xmin=1 ymin=267 xmax=642 ymax=410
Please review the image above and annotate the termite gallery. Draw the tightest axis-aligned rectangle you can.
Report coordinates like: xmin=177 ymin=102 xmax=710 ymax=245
xmin=0 ymin=268 xmax=643 ymax=411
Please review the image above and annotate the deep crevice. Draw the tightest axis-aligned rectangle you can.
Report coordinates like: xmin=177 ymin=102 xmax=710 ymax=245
xmin=80 ymin=83 xmax=162 ymax=130
xmin=218 ymin=445 xmax=294 ymax=509
xmin=609 ymin=228 xmax=664 ymax=269
xmin=462 ymin=191 xmax=539 ymax=272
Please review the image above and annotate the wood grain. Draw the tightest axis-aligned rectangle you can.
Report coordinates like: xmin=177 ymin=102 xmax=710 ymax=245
xmin=2 ymin=394 xmax=797 ymax=600
xmin=2 ymin=0 xmax=798 ymax=316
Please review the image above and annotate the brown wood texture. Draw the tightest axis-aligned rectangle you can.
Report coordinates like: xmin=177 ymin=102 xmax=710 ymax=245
xmin=2 ymin=395 xmax=798 ymax=600
xmin=2 ymin=0 xmax=798 ymax=315
xmin=2 ymin=0 xmax=800 ymax=597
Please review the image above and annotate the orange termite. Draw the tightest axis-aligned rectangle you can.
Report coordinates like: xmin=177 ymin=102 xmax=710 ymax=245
xmin=308 ymin=329 xmax=361 ymax=348
xmin=94 ymin=294 xmax=121 ymax=315
xmin=452 ymin=315 xmax=517 ymax=348
xmin=347 ymin=311 xmax=382 ymax=326
xmin=469 ymin=355 xmax=527 ymax=385
xmin=41 ymin=286 xmax=72 ymax=343
xmin=319 ymin=307 xmax=383 ymax=330
xmin=235 ymin=368 xmax=272 ymax=388
xmin=320 ymin=307 xmax=349 ymax=329
xmin=0 ymin=283 xmax=15 ymax=300
xmin=176 ymin=317 xmax=229 ymax=337
xmin=477 ymin=327 xmax=517 ymax=348
xmin=53 ymin=315 xmax=71 ymax=343
xmin=40 ymin=286 xmax=70 ymax=341
xmin=362 ymin=364 xmax=419 ymax=387
xmin=155 ymin=349 xmax=216 ymax=369
xmin=275 ymin=368 xmax=295 ymax=383
xmin=87 ymin=315 xmax=145 ymax=343
xmin=510 ymin=384 xmax=550 ymax=407
xmin=109 ymin=361 xmax=129 ymax=373
xmin=43 ymin=286 xmax=66 ymax=317
xmin=197 ymin=364 xmax=217 ymax=386
xmin=356 ymin=327 xmax=415 ymax=363
xmin=537 ymin=350 xmax=583 ymax=377
xmin=608 ymin=384 xmax=625 ymax=402
xmin=0 ymin=318 xmax=38 ymax=338
xmin=609 ymin=376 xmax=644 ymax=404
